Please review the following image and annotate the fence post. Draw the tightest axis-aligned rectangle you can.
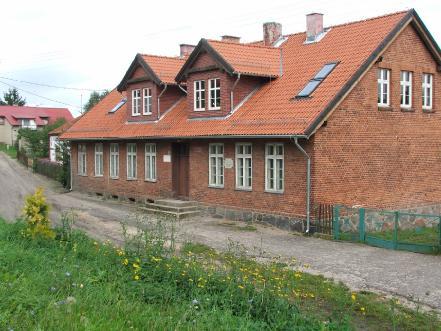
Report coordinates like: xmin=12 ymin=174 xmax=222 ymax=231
xmin=438 ymin=216 xmax=441 ymax=253
xmin=359 ymin=208 xmax=365 ymax=242
xmin=333 ymin=205 xmax=340 ymax=240
xmin=393 ymin=211 xmax=399 ymax=250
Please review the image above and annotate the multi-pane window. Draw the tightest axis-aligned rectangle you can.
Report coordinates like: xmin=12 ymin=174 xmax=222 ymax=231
xmin=78 ymin=144 xmax=87 ymax=176
xmin=422 ymin=73 xmax=433 ymax=110
xmin=236 ymin=143 xmax=252 ymax=190
xmin=143 ymin=88 xmax=152 ymax=115
xmin=209 ymin=144 xmax=224 ymax=187
xmin=132 ymin=89 xmax=141 ymax=116
xmin=209 ymin=78 xmax=221 ymax=110
xmin=127 ymin=143 xmax=137 ymax=179
xmin=109 ymin=143 xmax=119 ymax=178
xmin=145 ymin=143 xmax=156 ymax=181
xmin=94 ymin=143 xmax=103 ymax=176
xmin=194 ymin=80 xmax=206 ymax=111
xmin=265 ymin=144 xmax=284 ymax=192
xmin=400 ymin=71 xmax=412 ymax=108
xmin=377 ymin=68 xmax=390 ymax=106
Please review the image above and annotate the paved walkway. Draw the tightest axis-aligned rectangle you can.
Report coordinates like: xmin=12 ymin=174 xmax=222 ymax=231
xmin=1 ymin=152 xmax=440 ymax=311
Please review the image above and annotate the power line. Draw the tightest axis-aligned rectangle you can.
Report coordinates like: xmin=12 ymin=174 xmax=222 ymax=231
xmin=0 ymin=75 xmax=107 ymax=92
xmin=0 ymin=80 xmax=81 ymax=109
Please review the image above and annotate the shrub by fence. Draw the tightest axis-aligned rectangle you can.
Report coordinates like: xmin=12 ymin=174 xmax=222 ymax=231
xmin=34 ymin=158 xmax=63 ymax=181
xmin=333 ymin=205 xmax=441 ymax=254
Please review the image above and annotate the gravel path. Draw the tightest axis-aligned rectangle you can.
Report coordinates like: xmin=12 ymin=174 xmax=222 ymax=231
xmin=1 ymin=152 xmax=440 ymax=311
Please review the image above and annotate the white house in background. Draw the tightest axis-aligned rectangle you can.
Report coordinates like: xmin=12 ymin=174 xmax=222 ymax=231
xmin=0 ymin=105 xmax=74 ymax=146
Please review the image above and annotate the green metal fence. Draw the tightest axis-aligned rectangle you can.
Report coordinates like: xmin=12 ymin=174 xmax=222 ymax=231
xmin=333 ymin=206 xmax=441 ymax=254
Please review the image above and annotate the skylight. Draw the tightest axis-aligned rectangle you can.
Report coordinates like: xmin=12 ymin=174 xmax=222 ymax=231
xmin=108 ymin=98 xmax=127 ymax=113
xmin=295 ymin=62 xmax=338 ymax=98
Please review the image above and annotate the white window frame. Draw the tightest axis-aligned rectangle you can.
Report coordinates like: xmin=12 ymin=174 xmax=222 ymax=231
xmin=208 ymin=143 xmax=224 ymax=188
xmin=132 ymin=89 xmax=141 ymax=116
xmin=235 ymin=143 xmax=252 ymax=190
xmin=422 ymin=73 xmax=433 ymax=110
xmin=143 ymin=88 xmax=152 ymax=115
xmin=400 ymin=71 xmax=412 ymax=108
xmin=377 ymin=68 xmax=390 ymax=107
xmin=194 ymin=80 xmax=206 ymax=111
xmin=208 ymin=78 xmax=221 ymax=110
xmin=265 ymin=143 xmax=284 ymax=193
xmin=126 ymin=143 xmax=137 ymax=180
xmin=109 ymin=143 xmax=119 ymax=179
xmin=145 ymin=143 xmax=157 ymax=182
xmin=94 ymin=143 xmax=104 ymax=177
xmin=78 ymin=144 xmax=87 ymax=176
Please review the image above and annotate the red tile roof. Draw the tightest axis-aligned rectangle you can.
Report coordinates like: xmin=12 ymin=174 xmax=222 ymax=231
xmin=0 ymin=106 xmax=74 ymax=126
xmin=206 ymin=40 xmax=281 ymax=77
xmin=62 ymin=10 xmax=422 ymax=140
xmin=140 ymin=54 xmax=186 ymax=85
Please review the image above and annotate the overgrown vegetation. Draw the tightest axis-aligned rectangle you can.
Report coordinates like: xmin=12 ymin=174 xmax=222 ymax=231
xmin=0 ymin=143 xmax=17 ymax=158
xmin=18 ymin=118 xmax=65 ymax=159
xmin=1 ymin=193 xmax=440 ymax=330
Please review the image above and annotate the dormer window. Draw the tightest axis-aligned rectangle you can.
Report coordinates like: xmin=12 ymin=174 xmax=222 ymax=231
xmin=209 ymin=78 xmax=221 ymax=110
xmin=143 ymin=88 xmax=152 ymax=115
xmin=194 ymin=80 xmax=206 ymax=111
xmin=132 ymin=89 xmax=141 ymax=116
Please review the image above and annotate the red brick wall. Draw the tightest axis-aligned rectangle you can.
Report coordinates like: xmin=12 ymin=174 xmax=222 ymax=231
xmin=72 ymin=141 xmax=173 ymax=200
xmin=312 ymin=24 xmax=441 ymax=209
xmin=188 ymin=139 xmax=308 ymax=216
xmin=72 ymin=138 xmax=310 ymax=217
xmin=160 ymin=85 xmax=184 ymax=116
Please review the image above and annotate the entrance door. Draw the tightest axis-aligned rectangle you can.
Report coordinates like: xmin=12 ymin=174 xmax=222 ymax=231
xmin=172 ymin=143 xmax=190 ymax=199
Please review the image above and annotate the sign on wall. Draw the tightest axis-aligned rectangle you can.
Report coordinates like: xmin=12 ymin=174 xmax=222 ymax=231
xmin=224 ymin=158 xmax=234 ymax=169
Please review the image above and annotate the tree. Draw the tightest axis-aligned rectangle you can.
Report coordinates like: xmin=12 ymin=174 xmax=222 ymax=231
xmin=83 ymin=90 xmax=109 ymax=113
xmin=1 ymin=88 xmax=26 ymax=106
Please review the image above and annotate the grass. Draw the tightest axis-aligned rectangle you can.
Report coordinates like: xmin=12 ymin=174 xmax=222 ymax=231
xmin=0 ymin=143 xmax=17 ymax=158
xmin=1 ymin=219 xmax=440 ymax=330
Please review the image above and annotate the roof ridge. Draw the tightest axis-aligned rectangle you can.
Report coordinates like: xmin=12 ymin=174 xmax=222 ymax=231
xmin=207 ymin=39 xmax=277 ymax=50
xmin=247 ymin=10 xmax=410 ymax=43
xmin=140 ymin=53 xmax=185 ymax=61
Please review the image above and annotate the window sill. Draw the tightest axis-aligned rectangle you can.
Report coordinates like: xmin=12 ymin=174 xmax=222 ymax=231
xmin=110 ymin=176 xmax=119 ymax=180
xmin=423 ymin=108 xmax=435 ymax=113
xmin=264 ymin=190 xmax=284 ymax=195
xmin=94 ymin=175 xmax=104 ymax=178
xmin=378 ymin=106 xmax=393 ymax=111
xmin=208 ymin=185 xmax=224 ymax=189
xmin=126 ymin=178 xmax=138 ymax=181
xmin=145 ymin=179 xmax=157 ymax=183
xmin=400 ymin=107 xmax=415 ymax=112
xmin=78 ymin=174 xmax=87 ymax=177
xmin=143 ymin=113 xmax=152 ymax=116
xmin=132 ymin=113 xmax=141 ymax=117
xmin=208 ymin=107 xmax=221 ymax=111
xmin=235 ymin=187 xmax=252 ymax=192
xmin=194 ymin=109 xmax=206 ymax=112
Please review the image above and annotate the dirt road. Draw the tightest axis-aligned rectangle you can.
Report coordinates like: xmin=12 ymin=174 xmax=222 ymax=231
xmin=1 ymin=152 xmax=440 ymax=311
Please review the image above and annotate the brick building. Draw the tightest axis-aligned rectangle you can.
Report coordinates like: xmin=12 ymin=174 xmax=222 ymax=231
xmin=61 ymin=9 xmax=441 ymax=231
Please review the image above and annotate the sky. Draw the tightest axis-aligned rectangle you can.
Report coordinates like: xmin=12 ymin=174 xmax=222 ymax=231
xmin=0 ymin=0 xmax=439 ymax=117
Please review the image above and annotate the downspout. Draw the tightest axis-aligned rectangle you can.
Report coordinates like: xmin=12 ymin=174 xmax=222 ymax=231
xmin=69 ymin=144 xmax=73 ymax=191
xmin=230 ymin=73 xmax=241 ymax=113
xmin=178 ymin=84 xmax=187 ymax=95
xmin=292 ymin=137 xmax=311 ymax=234
xmin=157 ymin=83 xmax=168 ymax=120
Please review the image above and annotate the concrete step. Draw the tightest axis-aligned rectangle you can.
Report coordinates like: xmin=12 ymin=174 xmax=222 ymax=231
xmin=154 ymin=199 xmax=198 ymax=208
xmin=144 ymin=203 xmax=199 ymax=213
xmin=139 ymin=206 xmax=200 ymax=220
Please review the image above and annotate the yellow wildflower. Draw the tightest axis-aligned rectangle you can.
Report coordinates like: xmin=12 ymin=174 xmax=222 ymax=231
xmin=351 ymin=293 xmax=356 ymax=301
xmin=122 ymin=258 xmax=129 ymax=266
xmin=134 ymin=274 xmax=140 ymax=281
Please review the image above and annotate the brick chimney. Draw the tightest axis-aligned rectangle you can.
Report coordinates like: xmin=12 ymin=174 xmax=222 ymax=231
xmin=263 ymin=22 xmax=282 ymax=46
xmin=306 ymin=13 xmax=324 ymax=42
xmin=180 ymin=44 xmax=196 ymax=58
xmin=221 ymin=35 xmax=241 ymax=43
